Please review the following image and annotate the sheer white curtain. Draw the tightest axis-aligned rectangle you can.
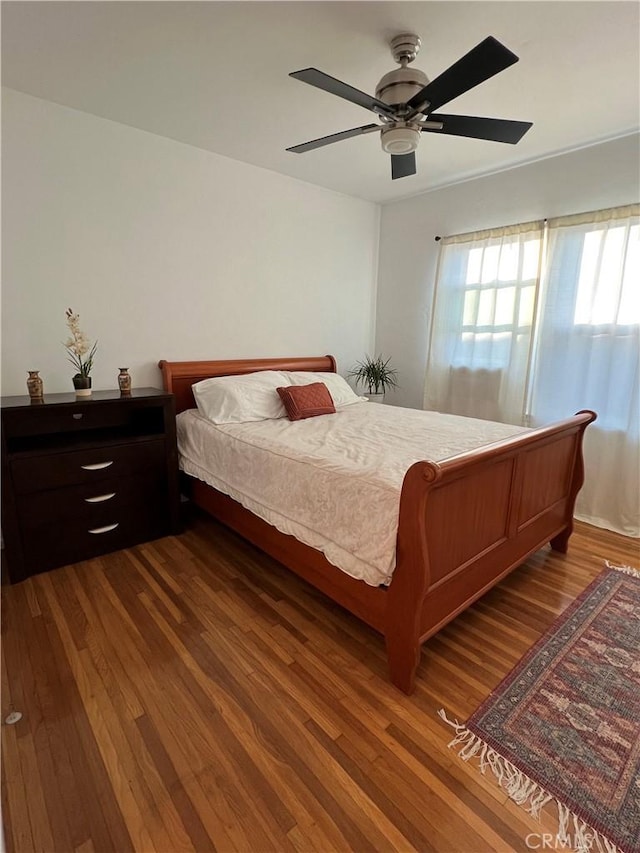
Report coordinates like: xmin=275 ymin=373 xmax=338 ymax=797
xmin=425 ymin=204 xmax=639 ymax=537
xmin=529 ymin=204 xmax=639 ymax=537
xmin=424 ymin=222 xmax=544 ymax=424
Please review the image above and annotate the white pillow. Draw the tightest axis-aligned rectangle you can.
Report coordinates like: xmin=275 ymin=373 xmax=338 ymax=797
xmin=283 ymin=371 xmax=365 ymax=408
xmin=192 ymin=370 xmax=287 ymax=424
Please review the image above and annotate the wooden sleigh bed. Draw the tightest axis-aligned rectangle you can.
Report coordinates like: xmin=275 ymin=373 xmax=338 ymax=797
xmin=159 ymin=355 xmax=596 ymax=695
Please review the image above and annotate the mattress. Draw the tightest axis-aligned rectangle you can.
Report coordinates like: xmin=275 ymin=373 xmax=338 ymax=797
xmin=176 ymin=402 xmax=529 ymax=587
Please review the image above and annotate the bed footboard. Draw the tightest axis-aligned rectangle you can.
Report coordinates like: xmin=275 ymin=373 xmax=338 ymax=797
xmin=386 ymin=410 xmax=596 ymax=694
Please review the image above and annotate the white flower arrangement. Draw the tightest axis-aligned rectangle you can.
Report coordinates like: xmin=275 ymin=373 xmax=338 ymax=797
xmin=64 ymin=308 xmax=97 ymax=378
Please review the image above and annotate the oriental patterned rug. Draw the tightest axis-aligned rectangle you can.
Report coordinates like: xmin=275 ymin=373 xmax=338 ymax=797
xmin=440 ymin=563 xmax=640 ymax=853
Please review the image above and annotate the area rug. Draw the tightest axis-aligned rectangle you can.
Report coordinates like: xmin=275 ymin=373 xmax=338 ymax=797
xmin=440 ymin=562 xmax=640 ymax=853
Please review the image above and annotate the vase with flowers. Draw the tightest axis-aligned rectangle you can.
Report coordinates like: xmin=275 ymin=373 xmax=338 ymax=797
xmin=64 ymin=308 xmax=97 ymax=397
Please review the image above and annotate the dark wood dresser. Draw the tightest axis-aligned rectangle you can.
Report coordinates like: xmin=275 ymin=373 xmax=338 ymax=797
xmin=1 ymin=387 xmax=181 ymax=583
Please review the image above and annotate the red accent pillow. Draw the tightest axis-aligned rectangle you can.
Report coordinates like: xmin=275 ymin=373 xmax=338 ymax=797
xmin=277 ymin=382 xmax=336 ymax=421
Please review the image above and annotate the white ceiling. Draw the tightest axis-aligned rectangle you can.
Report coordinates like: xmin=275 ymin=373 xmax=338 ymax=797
xmin=2 ymin=1 xmax=639 ymax=204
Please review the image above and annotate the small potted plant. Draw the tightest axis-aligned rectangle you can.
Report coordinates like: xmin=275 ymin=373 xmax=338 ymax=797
xmin=348 ymin=354 xmax=398 ymax=403
xmin=64 ymin=308 xmax=97 ymax=397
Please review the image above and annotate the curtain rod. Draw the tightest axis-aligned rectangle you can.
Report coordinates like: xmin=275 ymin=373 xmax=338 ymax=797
xmin=435 ymin=217 xmax=554 ymax=242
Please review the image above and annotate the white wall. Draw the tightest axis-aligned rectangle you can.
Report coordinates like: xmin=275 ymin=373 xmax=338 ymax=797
xmin=376 ymin=134 xmax=640 ymax=408
xmin=1 ymin=89 xmax=380 ymax=396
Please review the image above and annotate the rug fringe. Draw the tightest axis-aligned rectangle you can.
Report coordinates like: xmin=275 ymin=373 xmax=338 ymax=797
xmin=438 ymin=709 xmax=621 ymax=853
xmin=556 ymin=804 xmax=619 ymax=853
xmin=605 ymin=560 xmax=640 ymax=578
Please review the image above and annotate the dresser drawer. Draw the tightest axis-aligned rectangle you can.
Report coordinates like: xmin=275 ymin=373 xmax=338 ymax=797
xmin=10 ymin=439 xmax=166 ymax=494
xmin=16 ymin=471 xmax=166 ymax=529
xmin=2 ymin=402 xmax=137 ymax=439
xmin=21 ymin=503 xmax=169 ymax=574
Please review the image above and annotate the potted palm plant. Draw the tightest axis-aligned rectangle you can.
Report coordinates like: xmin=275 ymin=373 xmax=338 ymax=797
xmin=348 ymin=354 xmax=398 ymax=403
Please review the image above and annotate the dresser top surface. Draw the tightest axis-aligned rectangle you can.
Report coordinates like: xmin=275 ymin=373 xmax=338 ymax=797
xmin=1 ymin=387 xmax=170 ymax=411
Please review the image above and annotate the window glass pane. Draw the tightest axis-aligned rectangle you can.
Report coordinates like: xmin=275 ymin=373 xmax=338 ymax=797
xmin=593 ymin=226 xmax=625 ymax=323
xmin=495 ymin=287 xmax=516 ymax=325
xmin=492 ymin=331 xmax=512 ymax=349
xmin=522 ymin=239 xmax=541 ymax=280
xmin=466 ymin=248 xmax=482 ymax=284
xmin=574 ymin=231 xmax=602 ymax=324
xmin=463 ymin=289 xmax=478 ymax=325
xmin=481 ymin=246 xmax=500 ymax=283
xmin=477 ymin=288 xmax=495 ymax=325
xmin=498 ymin=242 xmax=519 ymax=281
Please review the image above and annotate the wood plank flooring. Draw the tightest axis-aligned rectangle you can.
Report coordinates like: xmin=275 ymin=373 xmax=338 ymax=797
xmin=2 ymin=511 xmax=638 ymax=852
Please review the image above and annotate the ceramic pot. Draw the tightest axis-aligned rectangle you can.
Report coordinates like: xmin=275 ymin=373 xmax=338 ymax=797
xmin=366 ymin=392 xmax=385 ymax=404
xmin=73 ymin=375 xmax=92 ymax=397
xmin=27 ymin=371 xmax=44 ymax=400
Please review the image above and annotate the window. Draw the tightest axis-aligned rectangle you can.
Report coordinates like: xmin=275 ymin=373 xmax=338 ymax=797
xmin=573 ymin=224 xmax=640 ymax=326
xmin=425 ymin=204 xmax=639 ymax=536
xmin=460 ymin=238 xmax=541 ymax=369
xmin=530 ymin=207 xmax=639 ymax=434
xmin=424 ymin=221 xmax=544 ymax=424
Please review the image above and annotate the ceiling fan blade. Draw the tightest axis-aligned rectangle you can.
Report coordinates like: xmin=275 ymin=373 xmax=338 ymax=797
xmin=424 ymin=113 xmax=532 ymax=144
xmin=287 ymin=124 xmax=379 ymax=154
xmin=407 ymin=36 xmax=519 ymax=113
xmin=391 ymin=152 xmax=416 ymax=180
xmin=290 ymin=68 xmax=395 ymax=117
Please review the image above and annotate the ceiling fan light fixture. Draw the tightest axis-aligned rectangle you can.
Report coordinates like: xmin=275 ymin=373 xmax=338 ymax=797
xmin=381 ymin=125 xmax=421 ymax=155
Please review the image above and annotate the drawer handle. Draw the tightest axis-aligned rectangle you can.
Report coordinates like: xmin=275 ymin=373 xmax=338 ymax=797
xmin=88 ymin=523 xmax=119 ymax=535
xmin=72 ymin=413 xmax=84 ymax=420
xmin=81 ymin=461 xmax=114 ymax=471
xmin=84 ymin=492 xmax=116 ymax=503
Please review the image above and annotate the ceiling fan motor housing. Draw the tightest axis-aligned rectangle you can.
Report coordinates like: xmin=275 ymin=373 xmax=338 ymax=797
xmin=375 ymin=66 xmax=429 ymax=108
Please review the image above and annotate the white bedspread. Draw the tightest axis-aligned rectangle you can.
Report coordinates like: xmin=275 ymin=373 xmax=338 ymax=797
xmin=176 ymin=403 xmax=529 ymax=587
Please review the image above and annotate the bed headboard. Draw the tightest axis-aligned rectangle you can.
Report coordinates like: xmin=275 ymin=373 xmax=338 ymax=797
xmin=158 ymin=355 xmax=337 ymax=413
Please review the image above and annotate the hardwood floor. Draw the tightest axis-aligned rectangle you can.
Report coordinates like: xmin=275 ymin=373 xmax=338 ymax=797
xmin=2 ymin=511 xmax=638 ymax=853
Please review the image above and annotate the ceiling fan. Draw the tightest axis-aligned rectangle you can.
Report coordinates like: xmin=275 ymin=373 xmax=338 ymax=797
xmin=287 ymin=34 xmax=532 ymax=180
